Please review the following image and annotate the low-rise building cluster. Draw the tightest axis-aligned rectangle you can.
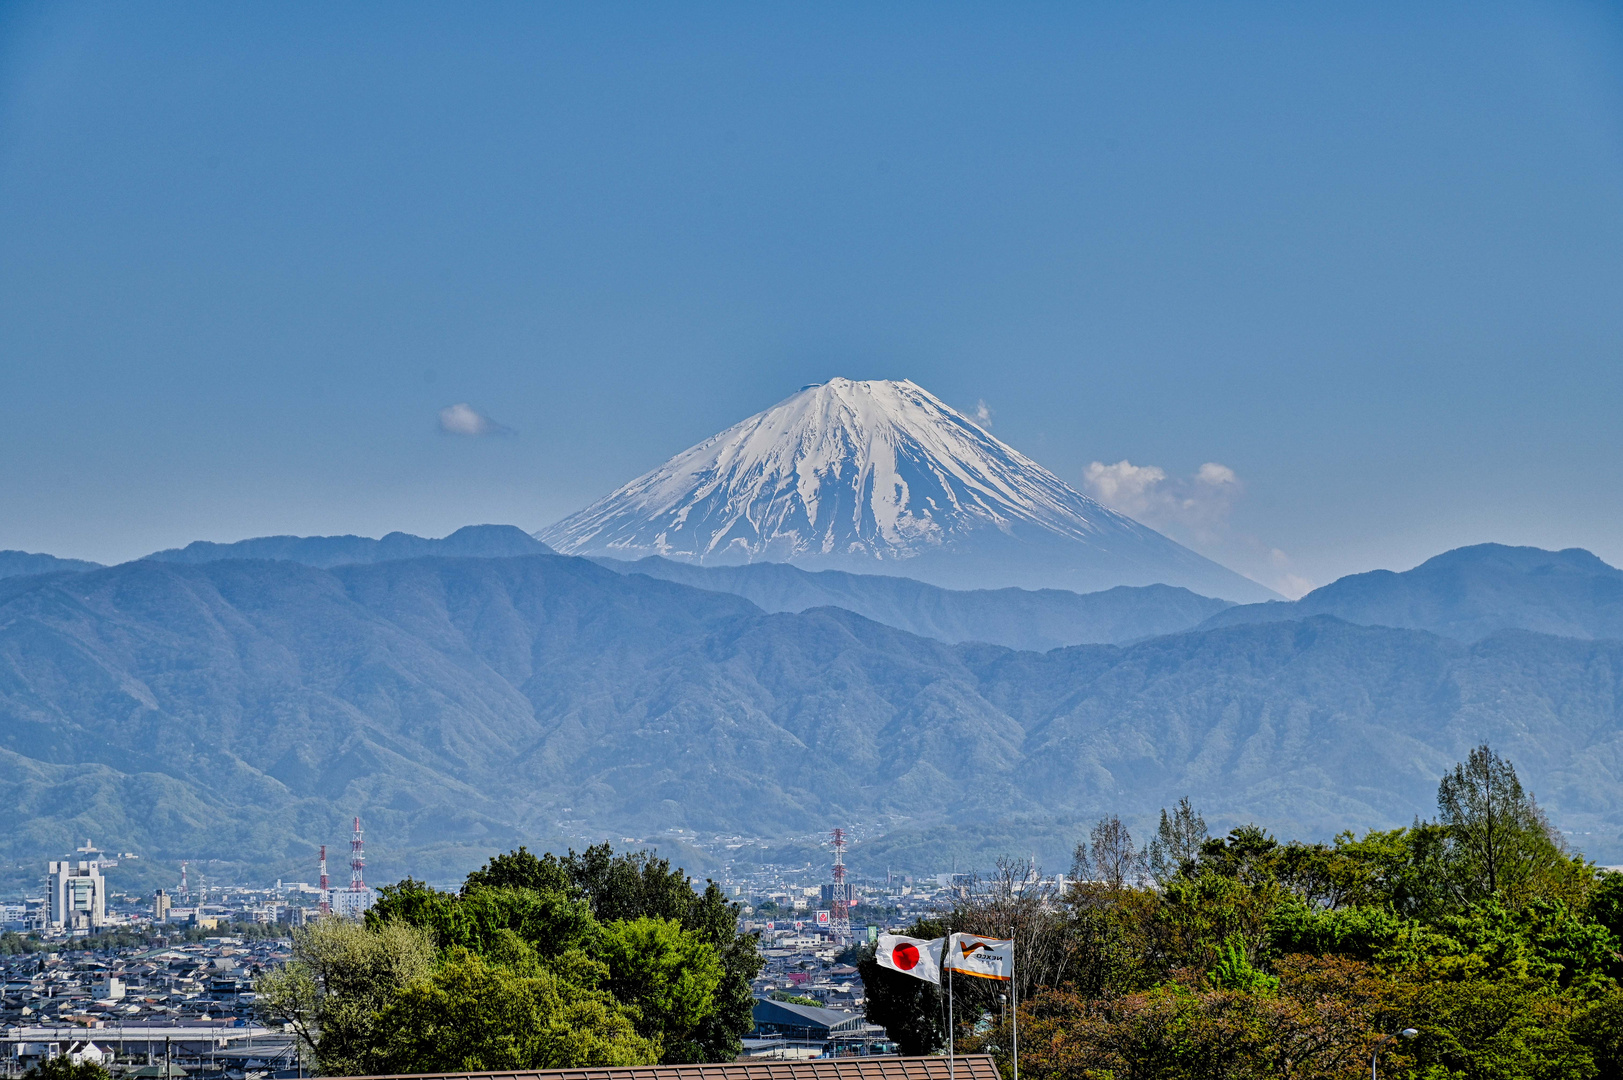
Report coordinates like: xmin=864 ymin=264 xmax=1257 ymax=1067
xmin=0 ymin=935 xmax=297 ymax=1078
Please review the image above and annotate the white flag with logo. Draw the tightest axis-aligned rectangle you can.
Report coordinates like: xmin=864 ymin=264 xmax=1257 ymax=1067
xmin=875 ymin=934 xmax=943 ymax=984
xmin=943 ymin=933 xmax=1014 ymax=981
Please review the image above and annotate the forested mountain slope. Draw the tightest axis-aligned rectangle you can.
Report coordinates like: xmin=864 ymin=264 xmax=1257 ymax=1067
xmin=0 ymin=553 xmax=1617 ymax=883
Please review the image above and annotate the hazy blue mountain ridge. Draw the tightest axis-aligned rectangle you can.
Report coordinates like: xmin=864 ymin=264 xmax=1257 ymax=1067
xmin=0 ymin=550 xmax=1618 ymax=885
xmin=142 ymin=523 xmax=551 ymax=568
xmin=1204 ymin=544 xmax=1623 ymax=642
xmin=0 ymin=551 xmax=103 ymax=579
xmin=593 ymin=556 xmax=1235 ymax=649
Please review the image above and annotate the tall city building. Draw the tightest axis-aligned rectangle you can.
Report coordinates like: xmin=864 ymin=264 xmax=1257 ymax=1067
xmin=47 ymin=861 xmax=106 ymax=931
xmin=153 ymin=888 xmax=171 ymax=922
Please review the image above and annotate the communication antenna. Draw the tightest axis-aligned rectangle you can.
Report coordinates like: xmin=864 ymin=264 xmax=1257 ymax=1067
xmin=179 ymin=861 xmax=189 ymax=904
xmin=349 ymin=817 xmax=365 ymax=891
xmin=317 ymin=846 xmax=330 ymax=915
xmin=830 ymin=828 xmax=851 ymax=940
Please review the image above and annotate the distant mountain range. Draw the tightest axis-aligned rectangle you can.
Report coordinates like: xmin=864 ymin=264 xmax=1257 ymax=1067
xmin=0 ymin=551 xmax=103 ymax=579
xmin=144 ymin=524 xmax=551 ymax=568
xmin=594 ymin=556 xmax=1234 ymax=650
xmin=0 ymin=541 xmax=1617 ymax=886
xmin=540 ymin=378 xmax=1279 ymax=602
xmin=1203 ymin=544 xmax=1623 ymax=642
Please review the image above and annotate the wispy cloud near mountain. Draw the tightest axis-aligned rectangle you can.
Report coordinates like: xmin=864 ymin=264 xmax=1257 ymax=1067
xmin=438 ymin=403 xmax=511 ymax=436
xmin=1082 ymin=459 xmax=1310 ymax=598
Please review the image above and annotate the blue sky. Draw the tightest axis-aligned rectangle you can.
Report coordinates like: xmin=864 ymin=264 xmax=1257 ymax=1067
xmin=1 ymin=2 xmax=1620 ymax=594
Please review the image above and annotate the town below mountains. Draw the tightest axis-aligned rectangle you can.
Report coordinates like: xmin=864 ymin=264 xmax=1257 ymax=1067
xmin=0 ymin=528 xmax=1619 ymax=887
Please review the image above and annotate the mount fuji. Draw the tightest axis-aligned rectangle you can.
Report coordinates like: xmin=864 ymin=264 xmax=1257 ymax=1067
xmin=540 ymin=378 xmax=1278 ymax=602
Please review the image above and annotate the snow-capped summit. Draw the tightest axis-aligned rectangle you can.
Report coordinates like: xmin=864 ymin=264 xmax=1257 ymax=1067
xmin=540 ymin=378 xmax=1277 ymax=601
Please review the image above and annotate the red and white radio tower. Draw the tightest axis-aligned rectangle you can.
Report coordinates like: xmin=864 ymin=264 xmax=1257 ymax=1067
xmin=317 ymin=846 xmax=331 ymax=915
xmin=349 ymin=817 xmax=366 ymax=892
xmin=830 ymin=828 xmax=851 ymax=940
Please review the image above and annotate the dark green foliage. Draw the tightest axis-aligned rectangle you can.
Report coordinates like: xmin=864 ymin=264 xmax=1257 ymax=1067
xmin=369 ymin=880 xmax=595 ymax=957
xmin=23 ymin=1060 xmax=109 ymax=1080
xmin=339 ymin=844 xmax=758 ymax=1067
xmin=1571 ymin=987 xmax=1623 ymax=1077
xmin=461 ymin=846 xmax=572 ymax=895
xmin=1266 ymin=897 xmax=1408 ymax=961
xmin=0 ymin=931 xmax=38 ymax=955
xmin=1586 ymin=872 xmax=1623 ymax=942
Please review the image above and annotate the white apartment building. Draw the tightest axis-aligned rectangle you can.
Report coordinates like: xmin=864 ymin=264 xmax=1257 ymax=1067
xmin=47 ymin=861 xmax=106 ymax=931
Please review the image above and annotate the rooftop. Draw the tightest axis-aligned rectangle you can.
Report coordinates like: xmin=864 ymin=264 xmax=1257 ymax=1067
xmin=334 ymin=1055 xmax=1000 ymax=1080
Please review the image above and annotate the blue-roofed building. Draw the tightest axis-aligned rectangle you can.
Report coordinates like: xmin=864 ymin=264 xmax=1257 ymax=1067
xmin=750 ymin=997 xmax=889 ymax=1056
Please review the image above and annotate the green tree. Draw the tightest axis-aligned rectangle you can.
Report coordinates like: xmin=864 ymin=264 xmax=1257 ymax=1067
xmin=461 ymin=846 xmax=573 ymax=895
xmin=378 ymin=844 xmax=759 ymax=1065
xmin=1208 ymin=934 xmax=1279 ymax=994
xmin=23 ymin=1060 xmax=110 ymax=1080
xmin=1571 ymin=986 xmax=1623 ymax=1078
xmin=1145 ymin=797 xmax=1208 ymax=885
xmin=370 ymin=879 xmax=596 ymax=957
xmin=255 ymin=917 xmax=437 ymax=1077
xmin=557 ymin=845 xmax=763 ymax=1062
xmin=597 ymin=916 xmax=726 ymax=1063
xmin=1438 ymin=745 xmax=1565 ymax=904
xmin=1404 ymin=976 xmax=1600 ymax=1080
xmin=375 ymin=947 xmax=656 ymax=1071
xmin=1586 ymin=871 xmax=1623 ymax=945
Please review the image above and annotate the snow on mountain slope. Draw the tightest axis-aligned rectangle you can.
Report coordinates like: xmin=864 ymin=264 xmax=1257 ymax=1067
xmin=540 ymin=379 xmax=1278 ymax=601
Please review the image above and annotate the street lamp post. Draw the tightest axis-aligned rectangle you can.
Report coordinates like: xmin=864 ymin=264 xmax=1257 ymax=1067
xmin=1372 ymin=1027 xmax=1418 ymax=1080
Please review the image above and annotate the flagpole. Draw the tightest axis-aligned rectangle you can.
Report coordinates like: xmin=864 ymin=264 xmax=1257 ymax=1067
xmin=947 ymin=962 xmax=955 ymax=1080
xmin=1011 ymin=952 xmax=1018 ymax=1080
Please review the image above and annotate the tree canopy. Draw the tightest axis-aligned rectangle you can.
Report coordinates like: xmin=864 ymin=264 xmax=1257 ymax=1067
xmin=257 ymin=843 xmax=762 ymax=1075
xmin=860 ymin=745 xmax=1622 ymax=1080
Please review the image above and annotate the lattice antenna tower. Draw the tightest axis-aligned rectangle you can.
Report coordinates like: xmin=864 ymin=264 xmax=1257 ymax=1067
xmin=830 ymin=828 xmax=851 ymax=940
xmin=317 ymin=846 xmax=330 ymax=915
xmin=349 ymin=817 xmax=366 ymax=891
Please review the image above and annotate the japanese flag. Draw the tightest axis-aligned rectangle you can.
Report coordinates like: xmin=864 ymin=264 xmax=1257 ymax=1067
xmin=876 ymin=934 xmax=943 ymax=984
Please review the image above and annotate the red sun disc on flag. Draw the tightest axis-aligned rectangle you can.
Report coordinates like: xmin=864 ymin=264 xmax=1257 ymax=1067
xmin=892 ymin=943 xmax=920 ymax=970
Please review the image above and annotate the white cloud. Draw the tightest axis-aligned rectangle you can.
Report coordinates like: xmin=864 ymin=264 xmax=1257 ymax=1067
xmin=1081 ymin=459 xmax=1238 ymax=538
xmin=438 ymin=403 xmax=510 ymax=437
xmin=1081 ymin=460 xmax=1168 ymax=518
xmin=973 ymin=399 xmax=994 ymax=427
xmin=1082 ymin=458 xmax=1314 ymax=599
